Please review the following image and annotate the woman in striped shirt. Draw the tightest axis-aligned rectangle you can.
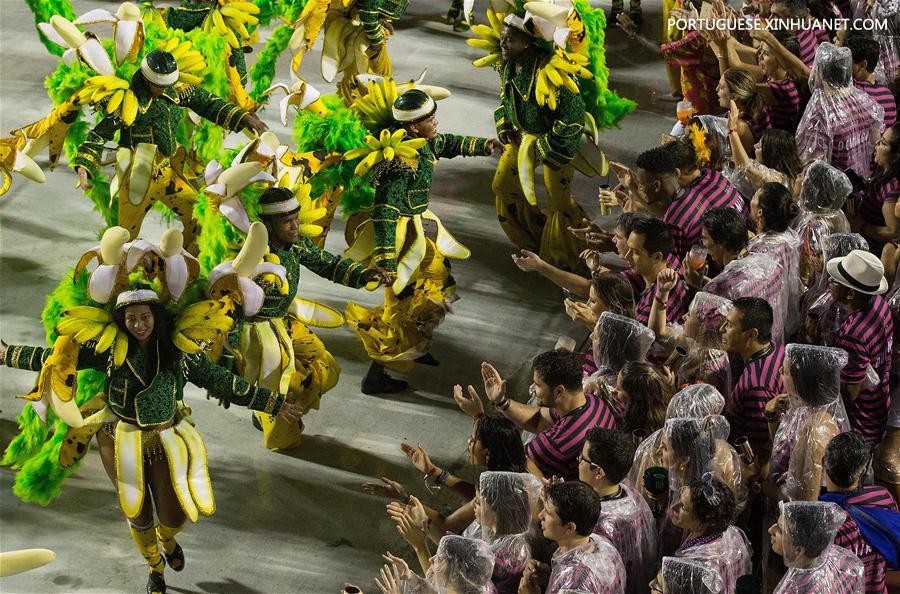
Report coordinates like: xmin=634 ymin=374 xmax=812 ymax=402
xmin=766 ymin=344 xmax=852 ymax=502
xmin=749 ymin=182 xmax=804 ymax=335
xmin=671 ymin=474 xmax=753 ymax=593
xmin=717 ymin=68 xmax=770 ymax=154
xmin=859 ymin=124 xmax=900 ymax=253
xmin=769 ymin=501 xmax=865 ymax=594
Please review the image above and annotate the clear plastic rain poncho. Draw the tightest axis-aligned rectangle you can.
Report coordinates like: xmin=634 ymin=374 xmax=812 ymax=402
xmin=769 ymin=344 xmax=852 ymax=502
xmin=774 ymin=501 xmax=864 ymax=594
xmin=796 ymin=44 xmax=885 ymax=177
xmin=801 ymin=233 xmax=868 ymax=342
xmin=590 ymin=312 xmax=655 ymax=389
xmin=403 ymin=535 xmax=496 ymax=594
xmin=675 ymin=524 xmax=753 ymax=594
xmin=659 ymin=415 xmax=746 ymax=510
xmin=748 ymin=229 xmax=803 ymax=337
xmin=703 ymin=252 xmax=786 ymax=343
xmin=546 ymin=534 xmax=626 ymax=594
xmin=594 ymin=482 xmax=658 ymax=594
xmin=871 ymin=0 xmax=900 ymax=83
xmin=628 ymin=384 xmax=727 ymax=494
xmin=478 ymin=472 xmax=541 ymax=593
xmin=658 ymin=556 xmax=724 ymax=594
xmin=666 ymin=292 xmax=734 ymax=395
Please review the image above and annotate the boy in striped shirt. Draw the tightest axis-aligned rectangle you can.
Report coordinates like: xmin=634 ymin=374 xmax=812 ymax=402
xmin=822 ymin=431 xmax=898 ymax=594
xmin=664 ymin=140 xmax=748 ymax=219
xmin=626 ymin=216 xmax=691 ymax=325
xmin=467 ymin=352 xmax=617 ymax=481
xmin=846 ymin=35 xmax=897 ymax=128
xmin=826 ymin=249 xmax=894 ymax=444
xmin=721 ymin=297 xmax=785 ymax=458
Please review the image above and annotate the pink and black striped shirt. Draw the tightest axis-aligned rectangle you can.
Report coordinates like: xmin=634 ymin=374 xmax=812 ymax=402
xmin=854 ymin=80 xmax=897 ymax=128
xmin=664 ymin=192 xmax=709 ymax=262
xmin=797 ymin=89 xmax=883 ymax=177
xmin=686 ymin=168 xmax=747 ymax=219
xmin=525 ymin=393 xmax=617 ymax=480
xmin=834 ymin=295 xmax=894 ymax=444
xmin=635 ymin=274 xmax=691 ymax=326
xmin=827 ymin=485 xmax=898 ymax=594
xmin=766 ymin=77 xmax=802 ymax=132
xmin=796 ymin=28 xmax=824 ymax=67
xmin=727 ymin=343 xmax=785 ymax=455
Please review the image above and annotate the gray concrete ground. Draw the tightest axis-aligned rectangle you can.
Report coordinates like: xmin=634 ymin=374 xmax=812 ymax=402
xmin=0 ymin=1 xmax=671 ymax=591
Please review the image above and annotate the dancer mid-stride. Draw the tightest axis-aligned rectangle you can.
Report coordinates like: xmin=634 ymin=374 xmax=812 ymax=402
xmin=1 ymin=285 xmax=298 ymax=594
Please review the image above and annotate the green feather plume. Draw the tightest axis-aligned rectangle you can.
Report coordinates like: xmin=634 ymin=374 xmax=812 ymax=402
xmin=292 ymin=95 xmax=373 ymax=215
xmin=573 ymin=0 xmax=636 ymax=128
xmin=24 ymin=0 xmax=76 ymax=56
xmin=250 ymin=24 xmax=294 ymax=101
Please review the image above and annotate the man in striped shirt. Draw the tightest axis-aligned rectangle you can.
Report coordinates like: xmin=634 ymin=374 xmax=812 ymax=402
xmin=473 ymin=352 xmax=617 ymax=480
xmin=770 ymin=0 xmax=825 ymax=66
xmin=626 ymin=216 xmax=691 ymax=325
xmin=846 ymin=35 xmax=897 ymax=128
xmin=627 ymin=146 xmax=708 ymax=262
xmin=721 ymin=297 xmax=784 ymax=458
xmin=822 ymin=431 xmax=898 ymax=594
xmin=827 ymin=250 xmax=894 ymax=444
xmin=664 ymin=139 xmax=748 ymax=219
xmin=687 ymin=207 xmax=787 ymax=342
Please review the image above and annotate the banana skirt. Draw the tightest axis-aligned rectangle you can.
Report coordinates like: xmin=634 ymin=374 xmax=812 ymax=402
xmin=62 ymin=405 xmax=215 ymax=522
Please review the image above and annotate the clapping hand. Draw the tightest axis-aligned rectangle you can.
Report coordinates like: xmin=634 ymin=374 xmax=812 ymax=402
xmin=453 ymin=384 xmax=485 ymax=418
xmin=481 ymin=362 xmax=507 ymax=405
xmin=564 ymin=298 xmax=596 ymax=327
xmin=727 ymin=100 xmax=741 ymax=133
xmin=362 ymin=475 xmax=408 ymax=501
xmin=400 ymin=442 xmax=436 ymax=476
xmin=580 ymin=249 xmax=601 ymax=272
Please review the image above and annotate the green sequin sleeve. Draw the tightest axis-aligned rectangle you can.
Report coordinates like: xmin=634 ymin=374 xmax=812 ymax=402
xmin=357 ymin=0 xmax=386 ymax=45
xmin=294 ymin=238 xmax=368 ymax=288
xmin=4 ymin=344 xmax=108 ymax=372
xmin=430 ymin=134 xmax=491 ymax=159
xmin=72 ymin=115 xmax=120 ymax=176
xmin=494 ymin=104 xmax=512 ymax=137
xmin=369 ymin=164 xmax=410 ymax=272
xmin=534 ymin=85 xmax=585 ymax=169
xmin=182 ymin=353 xmax=284 ymax=415
xmin=177 ymin=85 xmax=248 ymax=131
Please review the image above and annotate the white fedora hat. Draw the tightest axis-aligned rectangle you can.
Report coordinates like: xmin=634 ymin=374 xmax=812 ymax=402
xmin=826 ymin=249 xmax=888 ymax=295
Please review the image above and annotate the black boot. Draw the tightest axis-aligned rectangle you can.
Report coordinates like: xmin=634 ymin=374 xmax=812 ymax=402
xmin=361 ymin=361 xmax=408 ymax=395
xmin=164 ymin=544 xmax=185 ymax=572
xmin=147 ymin=571 xmax=166 ymax=594
xmin=414 ymin=353 xmax=440 ymax=367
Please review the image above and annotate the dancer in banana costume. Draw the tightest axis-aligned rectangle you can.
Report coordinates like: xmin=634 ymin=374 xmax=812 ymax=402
xmin=288 ymin=0 xmax=409 ymax=100
xmin=491 ymin=17 xmax=588 ymax=273
xmin=216 ymin=192 xmax=389 ymax=450
xmin=163 ymin=0 xmax=262 ymax=109
xmin=0 ymin=284 xmax=299 ymax=594
xmin=69 ymin=50 xmax=267 ymax=253
xmin=344 ymin=89 xmax=502 ymax=394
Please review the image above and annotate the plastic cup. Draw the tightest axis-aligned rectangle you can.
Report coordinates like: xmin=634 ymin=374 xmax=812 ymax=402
xmin=676 ymin=100 xmax=694 ymax=124
xmin=555 ymin=336 xmax=577 ymax=352
xmin=687 ymin=244 xmax=708 ymax=270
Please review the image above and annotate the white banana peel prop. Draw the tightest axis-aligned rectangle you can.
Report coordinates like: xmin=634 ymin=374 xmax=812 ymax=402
xmin=208 ymin=222 xmax=287 ymax=318
xmin=123 ymin=229 xmax=201 ymax=301
xmin=0 ymin=139 xmax=45 ymax=197
xmin=204 ymin=160 xmax=275 ymax=233
xmin=73 ymin=226 xmax=132 ymax=304
xmin=73 ymin=1 xmax=145 ymax=66
xmin=39 ymin=15 xmax=115 ymax=75
xmin=259 ymin=74 xmax=327 ymax=126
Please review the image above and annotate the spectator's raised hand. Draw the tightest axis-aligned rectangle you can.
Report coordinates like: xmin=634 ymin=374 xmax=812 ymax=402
xmin=481 ymin=362 xmax=508 ymax=405
xmin=362 ymin=475 xmax=408 ymax=501
xmin=564 ymin=298 xmax=596 ymax=327
xmin=453 ymin=384 xmax=485 ymax=418
xmin=400 ymin=442 xmax=436 ymax=476
xmin=657 ymin=268 xmax=679 ymax=294
xmin=511 ymin=249 xmax=544 ymax=273
xmin=374 ymin=563 xmax=402 ymax=594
